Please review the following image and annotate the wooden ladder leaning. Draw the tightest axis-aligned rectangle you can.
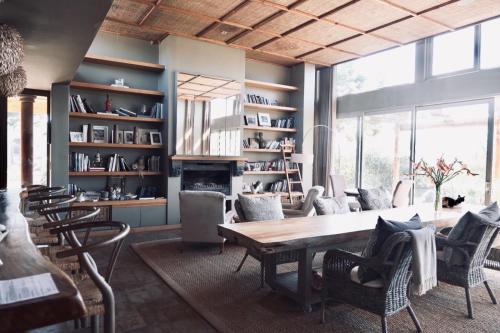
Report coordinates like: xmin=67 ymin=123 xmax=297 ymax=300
xmin=281 ymin=143 xmax=304 ymax=205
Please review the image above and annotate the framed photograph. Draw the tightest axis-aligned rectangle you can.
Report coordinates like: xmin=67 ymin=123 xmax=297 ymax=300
xmin=245 ymin=114 xmax=258 ymax=126
xmin=257 ymin=113 xmax=271 ymax=127
xmin=138 ymin=129 xmax=149 ymax=145
xmin=69 ymin=131 xmax=84 ymax=142
xmin=123 ymin=130 xmax=134 ymax=144
xmin=249 ymin=138 xmax=259 ymax=149
xmin=149 ymin=131 xmax=162 ymax=145
xmin=92 ymin=125 xmax=108 ymax=143
xmin=117 ymin=131 xmax=124 ymax=144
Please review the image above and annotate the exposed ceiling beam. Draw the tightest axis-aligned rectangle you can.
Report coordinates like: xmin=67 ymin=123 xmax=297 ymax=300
xmin=138 ymin=0 xmax=163 ymax=26
xmin=196 ymin=0 xmax=251 ymax=37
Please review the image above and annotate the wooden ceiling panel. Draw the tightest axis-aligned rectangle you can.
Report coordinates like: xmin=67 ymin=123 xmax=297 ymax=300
xmin=295 ymin=0 xmax=354 ymax=16
xmin=335 ymin=34 xmax=397 ymax=55
xmin=327 ymin=0 xmax=409 ymax=31
xmin=288 ymin=20 xmax=358 ymax=45
xmin=230 ymin=31 xmax=272 ymax=48
xmin=100 ymin=20 xmax=164 ymax=41
xmin=162 ymin=0 xmax=241 ymax=19
xmin=259 ymin=11 xmax=311 ymax=35
xmin=375 ymin=16 xmax=448 ymax=44
xmin=107 ymin=0 xmax=152 ymax=24
xmin=148 ymin=7 xmax=209 ymax=35
xmin=225 ymin=2 xmax=280 ymax=27
xmin=260 ymin=37 xmax=319 ymax=58
xmin=203 ymin=23 xmax=246 ymax=42
xmin=423 ymin=0 xmax=500 ymax=28
xmin=301 ymin=48 xmax=356 ymax=65
xmin=386 ymin=0 xmax=450 ymax=13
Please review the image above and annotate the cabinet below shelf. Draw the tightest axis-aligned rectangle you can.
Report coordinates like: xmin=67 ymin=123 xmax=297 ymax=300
xmin=69 ymin=171 xmax=163 ymax=177
xmin=69 ymin=142 xmax=163 ymax=149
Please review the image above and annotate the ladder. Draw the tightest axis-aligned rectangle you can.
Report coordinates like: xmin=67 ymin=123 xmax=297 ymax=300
xmin=281 ymin=143 xmax=304 ymax=205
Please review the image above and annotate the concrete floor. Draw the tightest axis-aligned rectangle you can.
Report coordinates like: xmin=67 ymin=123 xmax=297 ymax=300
xmin=32 ymin=230 xmax=216 ymax=333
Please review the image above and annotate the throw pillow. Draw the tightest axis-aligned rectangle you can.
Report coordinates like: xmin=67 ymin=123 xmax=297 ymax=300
xmin=313 ymin=196 xmax=350 ymax=215
xmin=358 ymin=187 xmax=392 ymax=210
xmin=358 ymin=214 xmax=422 ymax=283
xmin=237 ymin=194 xmax=284 ymax=222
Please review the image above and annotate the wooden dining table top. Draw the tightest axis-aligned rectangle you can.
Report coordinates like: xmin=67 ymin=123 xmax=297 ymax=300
xmin=0 ymin=190 xmax=86 ymax=333
xmin=219 ymin=204 xmax=482 ymax=252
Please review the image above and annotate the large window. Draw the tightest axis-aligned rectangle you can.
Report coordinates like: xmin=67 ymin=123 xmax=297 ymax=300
xmin=335 ymin=43 xmax=415 ymax=96
xmin=481 ymin=17 xmax=500 ymax=69
xmin=333 ymin=117 xmax=358 ymax=188
xmin=432 ymin=27 xmax=475 ymax=76
xmin=361 ymin=112 xmax=412 ymax=191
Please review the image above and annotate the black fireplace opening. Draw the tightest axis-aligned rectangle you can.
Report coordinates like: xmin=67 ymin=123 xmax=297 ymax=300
xmin=181 ymin=162 xmax=231 ymax=195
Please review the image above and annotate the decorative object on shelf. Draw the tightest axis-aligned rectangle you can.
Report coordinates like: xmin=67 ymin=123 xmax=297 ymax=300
xmin=0 ymin=66 xmax=27 ymax=97
xmin=149 ymin=131 xmax=162 ymax=145
xmin=413 ymin=157 xmax=477 ymax=211
xmin=251 ymin=181 xmax=264 ymax=194
xmin=91 ymin=125 xmax=109 ymax=143
xmin=257 ymin=112 xmax=271 ymax=127
xmin=442 ymin=195 xmax=465 ymax=208
xmin=90 ymin=152 xmax=105 ymax=171
xmin=244 ymin=114 xmax=257 ymax=126
xmin=0 ymin=24 xmax=24 ymax=76
xmin=123 ymin=130 xmax=134 ymax=144
xmin=111 ymin=78 xmax=128 ymax=88
xmin=248 ymin=138 xmax=259 ymax=149
xmin=105 ymin=94 xmax=112 ymax=113
xmin=100 ymin=191 xmax=109 ymax=201
xmin=69 ymin=131 xmax=84 ymax=142
xmin=140 ymin=104 xmax=148 ymax=116
xmin=257 ymin=132 xmax=266 ymax=149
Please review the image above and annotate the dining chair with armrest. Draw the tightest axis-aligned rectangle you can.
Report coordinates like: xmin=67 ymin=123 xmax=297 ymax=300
xmin=282 ymin=186 xmax=324 ymax=218
xmin=392 ymin=180 xmax=413 ymax=208
xmin=329 ymin=174 xmax=361 ymax=212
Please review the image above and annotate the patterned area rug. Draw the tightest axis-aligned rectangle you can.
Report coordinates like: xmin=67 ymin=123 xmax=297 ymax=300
xmin=131 ymin=239 xmax=500 ymax=333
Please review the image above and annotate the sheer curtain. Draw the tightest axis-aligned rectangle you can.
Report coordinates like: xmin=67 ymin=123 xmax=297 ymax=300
xmin=313 ymin=67 xmax=336 ymax=195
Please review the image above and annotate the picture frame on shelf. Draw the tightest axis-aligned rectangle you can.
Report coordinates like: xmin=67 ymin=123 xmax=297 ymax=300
xmin=257 ymin=113 xmax=271 ymax=127
xmin=245 ymin=114 xmax=258 ymax=126
xmin=117 ymin=131 xmax=124 ymax=144
xmin=249 ymin=138 xmax=259 ymax=149
xmin=91 ymin=125 xmax=109 ymax=143
xmin=69 ymin=131 xmax=84 ymax=143
xmin=138 ymin=129 xmax=149 ymax=145
xmin=123 ymin=130 xmax=134 ymax=144
xmin=149 ymin=131 xmax=162 ymax=145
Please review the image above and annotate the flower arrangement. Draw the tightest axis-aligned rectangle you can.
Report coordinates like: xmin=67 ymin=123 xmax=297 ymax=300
xmin=413 ymin=157 xmax=478 ymax=210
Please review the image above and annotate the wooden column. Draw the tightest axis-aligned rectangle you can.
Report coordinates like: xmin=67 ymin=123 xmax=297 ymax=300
xmin=0 ymin=96 xmax=6 ymax=190
xmin=20 ymin=95 xmax=35 ymax=186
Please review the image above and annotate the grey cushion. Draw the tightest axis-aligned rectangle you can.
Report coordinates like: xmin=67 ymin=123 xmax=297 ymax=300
xmin=358 ymin=187 xmax=392 ymax=210
xmin=237 ymin=194 xmax=284 ymax=222
xmin=313 ymin=196 xmax=350 ymax=215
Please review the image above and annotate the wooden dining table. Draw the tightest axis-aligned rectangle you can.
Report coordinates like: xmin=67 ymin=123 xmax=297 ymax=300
xmin=0 ymin=190 xmax=86 ymax=333
xmin=218 ymin=204 xmax=482 ymax=312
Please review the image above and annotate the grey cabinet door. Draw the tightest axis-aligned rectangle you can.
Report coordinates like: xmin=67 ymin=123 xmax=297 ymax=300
xmin=140 ymin=205 xmax=166 ymax=227
xmin=112 ymin=207 xmax=141 ymax=228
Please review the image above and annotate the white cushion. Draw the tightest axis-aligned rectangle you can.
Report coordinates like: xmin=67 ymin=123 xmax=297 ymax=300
xmin=350 ymin=266 xmax=384 ymax=288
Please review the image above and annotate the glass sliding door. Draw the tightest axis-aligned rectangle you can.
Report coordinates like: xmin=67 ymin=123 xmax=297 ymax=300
xmin=333 ymin=117 xmax=359 ymax=188
xmin=361 ymin=111 xmax=412 ymax=192
xmin=415 ymin=101 xmax=491 ymax=204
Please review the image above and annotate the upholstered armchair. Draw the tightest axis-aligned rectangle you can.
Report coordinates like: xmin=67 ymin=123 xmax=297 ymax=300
xmin=392 ymin=180 xmax=413 ymax=208
xmin=321 ymin=232 xmax=421 ymax=333
xmin=179 ymin=191 xmax=233 ymax=253
xmin=329 ymin=174 xmax=361 ymax=212
xmin=436 ymin=211 xmax=500 ymax=318
xmin=282 ymin=186 xmax=324 ymax=218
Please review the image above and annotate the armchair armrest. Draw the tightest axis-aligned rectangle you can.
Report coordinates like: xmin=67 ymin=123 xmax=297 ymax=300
xmin=282 ymin=202 xmax=302 ymax=210
xmin=323 ymin=248 xmax=387 ymax=276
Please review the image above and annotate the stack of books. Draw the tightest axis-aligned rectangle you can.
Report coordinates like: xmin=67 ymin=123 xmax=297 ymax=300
xmin=268 ymin=179 xmax=289 ymax=193
xmin=146 ymin=156 xmax=161 ymax=172
xmin=69 ymin=95 xmax=95 ymax=113
xmin=69 ymin=153 xmax=89 ymax=172
xmin=107 ymin=154 xmax=130 ymax=172
xmin=271 ymin=117 xmax=294 ymax=128
xmin=150 ymin=102 xmax=164 ymax=119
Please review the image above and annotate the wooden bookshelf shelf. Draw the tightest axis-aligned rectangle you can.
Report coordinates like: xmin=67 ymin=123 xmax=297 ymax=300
xmin=242 ymin=125 xmax=297 ymax=133
xmin=243 ymin=191 xmax=303 ymax=197
xmin=69 ymin=142 xmax=163 ymax=149
xmin=83 ymin=54 xmax=165 ymax=72
xmin=70 ymin=81 xmax=164 ymax=97
xmin=245 ymin=79 xmax=298 ymax=92
xmin=242 ymin=148 xmax=292 ymax=153
xmin=69 ymin=112 xmax=163 ymax=123
xmin=69 ymin=171 xmax=163 ymax=177
xmin=243 ymin=169 xmax=299 ymax=175
xmin=244 ymin=103 xmax=297 ymax=112
xmin=71 ymin=198 xmax=167 ymax=208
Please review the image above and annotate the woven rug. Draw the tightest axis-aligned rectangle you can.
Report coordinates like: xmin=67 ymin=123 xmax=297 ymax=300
xmin=131 ymin=239 xmax=500 ymax=333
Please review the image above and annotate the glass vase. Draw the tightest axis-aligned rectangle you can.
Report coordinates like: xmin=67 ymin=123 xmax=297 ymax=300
xmin=434 ymin=185 xmax=441 ymax=211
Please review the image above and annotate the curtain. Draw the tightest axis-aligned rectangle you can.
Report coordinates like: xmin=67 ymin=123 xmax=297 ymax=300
xmin=313 ymin=67 xmax=337 ymax=195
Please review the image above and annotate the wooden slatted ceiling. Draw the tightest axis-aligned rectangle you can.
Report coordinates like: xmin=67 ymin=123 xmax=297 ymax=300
xmin=101 ymin=0 xmax=500 ymax=67
xmin=177 ymin=73 xmax=241 ymax=100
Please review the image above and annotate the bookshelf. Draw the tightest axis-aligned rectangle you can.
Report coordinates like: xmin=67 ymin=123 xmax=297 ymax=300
xmin=242 ymin=125 xmax=297 ymax=133
xmin=244 ymin=103 xmax=297 ymax=112
xmin=67 ymin=53 xmax=167 ymax=228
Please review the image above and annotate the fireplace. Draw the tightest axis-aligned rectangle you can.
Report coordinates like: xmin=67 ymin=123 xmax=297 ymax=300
xmin=181 ymin=162 xmax=231 ymax=195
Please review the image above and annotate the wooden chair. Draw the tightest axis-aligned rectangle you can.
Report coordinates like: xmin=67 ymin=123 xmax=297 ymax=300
xmin=436 ymin=218 xmax=500 ymax=318
xmin=321 ymin=232 xmax=421 ymax=333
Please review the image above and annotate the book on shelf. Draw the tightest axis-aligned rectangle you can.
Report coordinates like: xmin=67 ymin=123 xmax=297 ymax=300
xmin=69 ymin=95 xmax=97 ymax=113
xmin=268 ymin=179 xmax=289 ymax=193
xmin=271 ymin=117 xmax=295 ymax=129
xmin=69 ymin=152 xmax=89 ymax=172
xmin=150 ymin=102 xmax=164 ymax=119
xmin=244 ymin=158 xmax=297 ymax=172
xmin=116 ymin=107 xmax=136 ymax=117
xmin=146 ymin=155 xmax=161 ymax=172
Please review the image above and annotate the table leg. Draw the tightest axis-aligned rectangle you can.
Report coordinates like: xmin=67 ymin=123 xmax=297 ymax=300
xmin=264 ymin=253 xmax=277 ymax=289
xmin=298 ymin=248 xmax=314 ymax=312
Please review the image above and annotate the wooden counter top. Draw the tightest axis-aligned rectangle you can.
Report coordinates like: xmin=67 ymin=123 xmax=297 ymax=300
xmin=0 ymin=190 xmax=86 ymax=332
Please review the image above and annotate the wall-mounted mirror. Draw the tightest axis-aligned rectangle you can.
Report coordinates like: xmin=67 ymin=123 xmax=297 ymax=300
xmin=175 ymin=72 xmax=242 ymax=156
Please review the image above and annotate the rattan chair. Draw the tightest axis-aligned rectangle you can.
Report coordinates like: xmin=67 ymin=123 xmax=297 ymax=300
xmin=321 ymin=232 xmax=421 ymax=333
xmin=436 ymin=220 xmax=500 ymax=319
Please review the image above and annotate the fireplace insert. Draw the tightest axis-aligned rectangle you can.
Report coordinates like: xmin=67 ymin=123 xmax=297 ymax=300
xmin=181 ymin=162 xmax=231 ymax=195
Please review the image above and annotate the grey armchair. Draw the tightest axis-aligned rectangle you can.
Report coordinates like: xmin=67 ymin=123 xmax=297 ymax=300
xmin=282 ymin=186 xmax=324 ymax=218
xmin=179 ymin=191 xmax=233 ymax=253
xmin=392 ymin=179 xmax=413 ymax=208
xmin=329 ymin=174 xmax=361 ymax=212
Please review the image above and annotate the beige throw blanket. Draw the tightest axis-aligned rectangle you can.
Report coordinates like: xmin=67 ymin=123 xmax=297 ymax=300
xmin=408 ymin=226 xmax=437 ymax=296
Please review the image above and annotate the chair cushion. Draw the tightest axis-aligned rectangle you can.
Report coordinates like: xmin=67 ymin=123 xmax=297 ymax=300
xmin=359 ymin=214 xmax=422 ymax=283
xmin=313 ymin=196 xmax=350 ymax=215
xmin=237 ymin=194 xmax=284 ymax=222
xmin=350 ymin=266 xmax=384 ymax=288
xmin=358 ymin=187 xmax=392 ymax=210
